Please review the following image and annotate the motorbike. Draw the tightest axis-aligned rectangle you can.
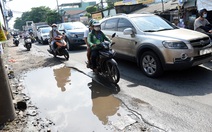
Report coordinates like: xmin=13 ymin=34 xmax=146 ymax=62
xmin=24 ymin=35 xmax=32 ymax=51
xmin=47 ymin=36 xmax=69 ymax=60
xmin=13 ymin=35 xmax=19 ymax=46
xmin=86 ymin=33 xmax=120 ymax=84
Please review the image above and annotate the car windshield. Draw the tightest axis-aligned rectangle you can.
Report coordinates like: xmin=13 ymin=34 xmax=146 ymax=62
xmin=41 ymin=28 xmax=51 ymax=33
xmin=131 ymin=15 xmax=176 ymax=32
xmin=63 ymin=22 xmax=86 ymax=30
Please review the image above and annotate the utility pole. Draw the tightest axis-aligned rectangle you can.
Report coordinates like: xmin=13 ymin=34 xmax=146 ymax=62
xmin=101 ymin=0 xmax=103 ymax=10
xmin=56 ymin=0 xmax=60 ymax=23
xmin=0 ymin=53 xmax=15 ymax=124
xmin=2 ymin=0 xmax=13 ymax=29
xmin=0 ymin=0 xmax=15 ymax=124
xmin=161 ymin=0 xmax=164 ymax=12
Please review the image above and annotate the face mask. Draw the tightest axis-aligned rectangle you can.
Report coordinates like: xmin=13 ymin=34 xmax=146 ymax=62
xmin=94 ymin=27 xmax=100 ymax=31
xmin=203 ymin=14 xmax=207 ymax=18
xmin=53 ymin=27 xmax=57 ymax=31
xmin=179 ymin=19 xmax=183 ymax=23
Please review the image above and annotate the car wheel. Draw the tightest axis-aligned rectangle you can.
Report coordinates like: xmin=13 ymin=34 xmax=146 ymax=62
xmin=140 ymin=51 xmax=163 ymax=78
xmin=41 ymin=38 xmax=44 ymax=45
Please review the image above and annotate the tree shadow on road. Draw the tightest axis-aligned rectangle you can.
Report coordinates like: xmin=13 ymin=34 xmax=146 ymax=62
xmin=116 ymin=59 xmax=212 ymax=97
xmin=42 ymin=57 xmax=63 ymax=67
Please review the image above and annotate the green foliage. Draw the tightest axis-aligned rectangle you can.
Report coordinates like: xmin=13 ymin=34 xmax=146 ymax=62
xmin=46 ymin=10 xmax=61 ymax=25
xmin=86 ymin=6 xmax=98 ymax=14
xmin=84 ymin=13 xmax=91 ymax=18
xmin=13 ymin=6 xmax=59 ymax=30
xmin=14 ymin=17 xmax=24 ymax=31
xmin=105 ymin=0 xmax=122 ymax=8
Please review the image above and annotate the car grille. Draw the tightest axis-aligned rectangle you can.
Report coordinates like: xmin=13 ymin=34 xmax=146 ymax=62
xmin=75 ymin=34 xmax=83 ymax=38
xmin=73 ymin=39 xmax=84 ymax=43
xmin=189 ymin=37 xmax=210 ymax=48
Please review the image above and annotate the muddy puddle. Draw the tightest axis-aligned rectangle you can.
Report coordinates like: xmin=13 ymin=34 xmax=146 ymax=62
xmin=22 ymin=64 xmax=135 ymax=131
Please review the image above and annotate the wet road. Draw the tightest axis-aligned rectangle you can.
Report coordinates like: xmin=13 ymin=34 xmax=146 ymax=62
xmin=23 ymin=42 xmax=212 ymax=132
xmin=23 ymin=65 xmax=131 ymax=131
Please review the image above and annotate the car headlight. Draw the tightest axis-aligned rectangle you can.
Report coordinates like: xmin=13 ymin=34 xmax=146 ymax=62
xmin=162 ymin=41 xmax=188 ymax=49
xmin=69 ymin=33 xmax=77 ymax=38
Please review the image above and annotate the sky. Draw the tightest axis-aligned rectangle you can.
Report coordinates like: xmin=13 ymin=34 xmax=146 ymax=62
xmin=6 ymin=0 xmax=98 ymax=28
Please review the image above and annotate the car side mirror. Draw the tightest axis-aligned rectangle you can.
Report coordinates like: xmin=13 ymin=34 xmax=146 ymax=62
xmin=112 ymin=33 xmax=116 ymax=38
xmin=123 ymin=28 xmax=133 ymax=35
xmin=59 ymin=29 xmax=65 ymax=33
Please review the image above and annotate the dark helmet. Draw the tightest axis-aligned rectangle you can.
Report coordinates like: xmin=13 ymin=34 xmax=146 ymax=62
xmin=88 ymin=19 xmax=97 ymax=27
xmin=199 ymin=8 xmax=207 ymax=17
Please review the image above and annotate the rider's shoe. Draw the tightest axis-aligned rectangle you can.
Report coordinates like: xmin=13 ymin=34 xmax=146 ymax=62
xmin=93 ymin=69 xmax=98 ymax=74
xmin=86 ymin=61 xmax=91 ymax=68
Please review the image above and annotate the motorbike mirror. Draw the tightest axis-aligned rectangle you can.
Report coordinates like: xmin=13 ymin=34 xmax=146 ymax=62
xmin=112 ymin=33 xmax=116 ymax=38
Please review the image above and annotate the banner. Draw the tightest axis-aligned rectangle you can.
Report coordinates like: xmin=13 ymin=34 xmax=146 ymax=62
xmin=197 ymin=0 xmax=212 ymax=11
xmin=0 ymin=22 xmax=7 ymax=42
xmin=115 ymin=0 xmax=154 ymax=6
xmin=0 ymin=21 xmax=7 ymax=54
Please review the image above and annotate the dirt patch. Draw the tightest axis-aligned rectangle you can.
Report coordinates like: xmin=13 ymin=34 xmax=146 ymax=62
xmin=1 ymin=39 xmax=59 ymax=131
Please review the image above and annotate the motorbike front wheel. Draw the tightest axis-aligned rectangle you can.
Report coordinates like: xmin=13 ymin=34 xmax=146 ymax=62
xmin=15 ymin=42 xmax=19 ymax=46
xmin=105 ymin=60 xmax=120 ymax=84
xmin=26 ymin=44 xmax=31 ymax=51
xmin=63 ymin=50 xmax=69 ymax=60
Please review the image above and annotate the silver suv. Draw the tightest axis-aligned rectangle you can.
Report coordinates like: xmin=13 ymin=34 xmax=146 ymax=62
xmin=100 ymin=14 xmax=212 ymax=77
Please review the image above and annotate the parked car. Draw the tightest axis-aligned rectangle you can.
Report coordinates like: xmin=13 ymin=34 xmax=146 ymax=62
xmin=100 ymin=13 xmax=212 ymax=78
xmin=37 ymin=27 xmax=52 ymax=44
xmin=57 ymin=21 xmax=87 ymax=50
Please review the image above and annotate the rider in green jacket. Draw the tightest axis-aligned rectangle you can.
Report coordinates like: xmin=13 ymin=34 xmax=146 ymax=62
xmin=87 ymin=21 xmax=111 ymax=73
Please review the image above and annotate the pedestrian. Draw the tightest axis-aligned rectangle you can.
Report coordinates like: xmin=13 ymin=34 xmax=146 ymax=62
xmin=177 ymin=17 xmax=185 ymax=28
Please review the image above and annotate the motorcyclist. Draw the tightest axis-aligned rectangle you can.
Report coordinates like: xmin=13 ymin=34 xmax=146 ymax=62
xmin=49 ymin=23 xmax=62 ymax=53
xmin=54 ymin=35 xmax=67 ymax=51
xmin=87 ymin=21 xmax=111 ymax=73
xmin=194 ymin=8 xmax=212 ymax=39
xmin=84 ymin=19 xmax=96 ymax=68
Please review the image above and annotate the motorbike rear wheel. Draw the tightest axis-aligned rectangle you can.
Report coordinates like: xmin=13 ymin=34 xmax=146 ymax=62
xmin=105 ymin=60 xmax=120 ymax=84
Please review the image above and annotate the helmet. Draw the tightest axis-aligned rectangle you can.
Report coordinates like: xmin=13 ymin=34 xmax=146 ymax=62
xmin=199 ymin=8 xmax=207 ymax=17
xmin=51 ymin=23 xmax=57 ymax=27
xmin=92 ymin=21 xmax=100 ymax=27
xmin=88 ymin=19 xmax=97 ymax=27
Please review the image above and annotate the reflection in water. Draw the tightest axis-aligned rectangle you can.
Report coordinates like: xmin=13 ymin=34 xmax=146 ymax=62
xmin=88 ymin=80 xmax=120 ymax=125
xmin=53 ymin=66 xmax=71 ymax=92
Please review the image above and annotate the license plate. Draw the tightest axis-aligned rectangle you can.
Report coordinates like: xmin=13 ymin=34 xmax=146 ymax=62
xmin=199 ymin=48 xmax=212 ymax=55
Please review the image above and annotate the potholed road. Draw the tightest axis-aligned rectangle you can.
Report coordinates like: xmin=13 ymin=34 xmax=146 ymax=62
xmin=26 ymin=42 xmax=212 ymax=132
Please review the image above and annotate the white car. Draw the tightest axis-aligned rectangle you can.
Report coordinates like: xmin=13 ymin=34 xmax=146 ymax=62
xmin=37 ymin=27 xmax=52 ymax=44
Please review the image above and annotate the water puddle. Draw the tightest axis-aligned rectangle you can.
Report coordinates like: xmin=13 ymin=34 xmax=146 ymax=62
xmin=22 ymin=64 xmax=133 ymax=131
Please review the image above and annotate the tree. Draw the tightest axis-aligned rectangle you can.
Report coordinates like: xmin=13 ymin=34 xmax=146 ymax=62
xmin=85 ymin=5 xmax=98 ymax=18
xmin=105 ymin=0 xmax=122 ymax=8
xmin=14 ymin=17 xmax=25 ymax=30
xmin=46 ymin=10 xmax=61 ymax=25
xmin=86 ymin=6 xmax=98 ymax=14
xmin=13 ymin=6 xmax=58 ymax=30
